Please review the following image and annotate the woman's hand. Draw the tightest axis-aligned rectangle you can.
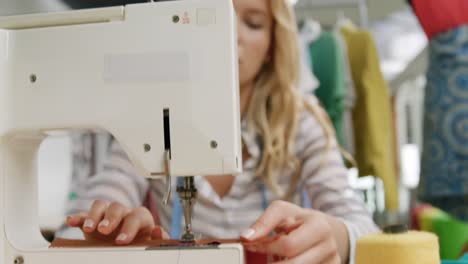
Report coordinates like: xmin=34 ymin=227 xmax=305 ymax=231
xmin=67 ymin=200 xmax=169 ymax=245
xmin=241 ymin=201 xmax=349 ymax=264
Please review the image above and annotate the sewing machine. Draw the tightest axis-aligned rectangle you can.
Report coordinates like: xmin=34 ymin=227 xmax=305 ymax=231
xmin=0 ymin=0 xmax=244 ymax=263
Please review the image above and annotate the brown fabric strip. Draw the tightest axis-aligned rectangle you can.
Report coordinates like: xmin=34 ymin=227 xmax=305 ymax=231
xmin=50 ymin=238 xmax=243 ymax=248
xmin=50 ymin=233 xmax=285 ymax=249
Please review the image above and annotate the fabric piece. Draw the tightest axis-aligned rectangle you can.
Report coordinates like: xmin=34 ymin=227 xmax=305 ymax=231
xmin=412 ymin=0 xmax=468 ymax=40
xmin=50 ymin=237 xmax=273 ymax=248
xmin=309 ymin=31 xmax=347 ymax=145
xmin=426 ymin=196 xmax=468 ymax=222
xmin=50 ymin=238 xmax=242 ymax=248
xmin=417 ymin=206 xmax=468 ymax=259
xmin=341 ymin=25 xmax=399 ymax=211
xmin=418 ymin=26 xmax=468 ymax=218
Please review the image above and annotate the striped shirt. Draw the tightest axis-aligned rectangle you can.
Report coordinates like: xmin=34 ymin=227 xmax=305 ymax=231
xmin=58 ymin=95 xmax=379 ymax=263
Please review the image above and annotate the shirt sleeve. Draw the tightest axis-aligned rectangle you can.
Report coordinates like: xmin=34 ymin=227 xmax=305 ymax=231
xmin=298 ymin=96 xmax=380 ymax=263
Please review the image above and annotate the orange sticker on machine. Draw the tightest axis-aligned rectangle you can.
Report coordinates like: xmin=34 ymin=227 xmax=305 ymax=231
xmin=183 ymin=12 xmax=190 ymax=24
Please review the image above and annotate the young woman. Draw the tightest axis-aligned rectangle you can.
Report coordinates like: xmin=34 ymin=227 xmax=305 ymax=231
xmin=64 ymin=0 xmax=379 ymax=263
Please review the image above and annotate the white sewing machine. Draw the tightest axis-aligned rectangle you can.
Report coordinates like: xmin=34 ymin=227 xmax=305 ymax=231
xmin=0 ymin=0 xmax=244 ymax=263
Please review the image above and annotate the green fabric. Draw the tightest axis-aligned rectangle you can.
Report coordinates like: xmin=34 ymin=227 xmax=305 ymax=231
xmin=421 ymin=207 xmax=468 ymax=260
xmin=433 ymin=215 xmax=468 ymax=260
xmin=309 ymin=31 xmax=346 ymax=145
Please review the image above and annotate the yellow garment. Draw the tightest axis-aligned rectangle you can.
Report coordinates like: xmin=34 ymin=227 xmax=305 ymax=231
xmin=356 ymin=231 xmax=439 ymax=264
xmin=341 ymin=26 xmax=399 ymax=210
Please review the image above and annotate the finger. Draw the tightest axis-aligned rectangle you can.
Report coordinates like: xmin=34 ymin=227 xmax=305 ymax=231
xmin=66 ymin=212 xmax=88 ymax=227
xmin=151 ymin=226 xmax=170 ymax=240
xmin=115 ymin=207 xmax=155 ymax=245
xmin=241 ymin=200 xmax=304 ymax=241
xmin=271 ymin=239 xmax=338 ymax=264
xmin=97 ymin=202 xmax=130 ymax=235
xmin=274 ymin=217 xmax=303 ymax=234
xmin=262 ymin=217 xmax=330 ymax=258
xmin=83 ymin=200 xmax=108 ymax=233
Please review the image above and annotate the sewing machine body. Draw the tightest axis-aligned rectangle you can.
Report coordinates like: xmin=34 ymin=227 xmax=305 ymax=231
xmin=0 ymin=0 xmax=243 ymax=263
xmin=10 ymin=245 xmax=244 ymax=264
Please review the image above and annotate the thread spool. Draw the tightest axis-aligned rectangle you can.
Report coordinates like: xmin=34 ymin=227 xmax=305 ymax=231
xmin=356 ymin=224 xmax=439 ymax=264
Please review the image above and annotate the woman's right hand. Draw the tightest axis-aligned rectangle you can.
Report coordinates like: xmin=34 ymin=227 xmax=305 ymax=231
xmin=66 ymin=200 xmax=169 ymax=245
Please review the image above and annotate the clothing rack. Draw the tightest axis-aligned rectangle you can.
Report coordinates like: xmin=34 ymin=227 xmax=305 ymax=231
xmin=295 ymin=0 xmax=369 ymax=28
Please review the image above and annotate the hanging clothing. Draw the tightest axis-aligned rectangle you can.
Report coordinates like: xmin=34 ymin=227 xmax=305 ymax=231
xmin=309 ymin=31 xmax=347 ymax=146
xmin=299 ymin=19 xmax=322 ymax=69
xmin=411 ymin=0 xmax=468 ymax=40
xmin=336 ymin=30 xmax=357 ymax=155
xmin=298 ymin=19 xmax=322 ymax=95
xmin=298 ymin=54 xmax=319 ymax=95
xmin=411 ymin=0 xmax=468 ymax=221
xmin=418 ymin=26 xmax=468 ymax=221
xmin=340 ymin=25 xmax=399 ymax=211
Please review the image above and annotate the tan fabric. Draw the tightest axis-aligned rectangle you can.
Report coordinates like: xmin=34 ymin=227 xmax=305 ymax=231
xmin=341 ymin=25 xmax=399 ymax=211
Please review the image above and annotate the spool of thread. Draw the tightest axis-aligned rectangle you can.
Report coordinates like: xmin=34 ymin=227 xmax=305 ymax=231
xmin=356 ymin=225 xmax=439 ymax=264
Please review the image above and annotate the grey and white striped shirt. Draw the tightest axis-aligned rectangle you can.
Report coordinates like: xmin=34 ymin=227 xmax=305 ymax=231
xmin=59 ymin=95 xmax=379 ymax=263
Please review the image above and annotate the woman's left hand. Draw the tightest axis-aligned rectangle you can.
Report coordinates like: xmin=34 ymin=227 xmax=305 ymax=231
xmin=241 ymin=200 xmax=346 ymax=264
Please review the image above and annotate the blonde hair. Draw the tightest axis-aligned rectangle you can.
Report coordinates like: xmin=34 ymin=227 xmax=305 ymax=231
xmin=245 ymin=0 xmax=336 ymax=199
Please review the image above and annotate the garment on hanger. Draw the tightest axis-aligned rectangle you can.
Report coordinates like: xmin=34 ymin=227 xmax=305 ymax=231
xmin=411 ymin=0 xmax=468 ymax=221
xmin=299 ymin=19 xmax=322 ymax=68
xmin=308 ymin=30 xmax=347 ymax=145
xmin=298 ymin=19 xmax=321 ymax=94
xmin=309 ymin=31 xmax=345 ymax=145
xmin=418 ymin=26 xmax=468 ymax=221
xmin=298 ymin=53 xmax=319 ymax=95
xmin=341 ymin=25 xmax=399 ymax=211
xmin=336 ymin=27 xmax=357 ymax=155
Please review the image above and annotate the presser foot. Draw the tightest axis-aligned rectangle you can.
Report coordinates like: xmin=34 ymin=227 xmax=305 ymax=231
xmin=181 ymin=232 xmax=196 ymax=242
xmin=177 ymin=176 xmax=198 ymax=243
